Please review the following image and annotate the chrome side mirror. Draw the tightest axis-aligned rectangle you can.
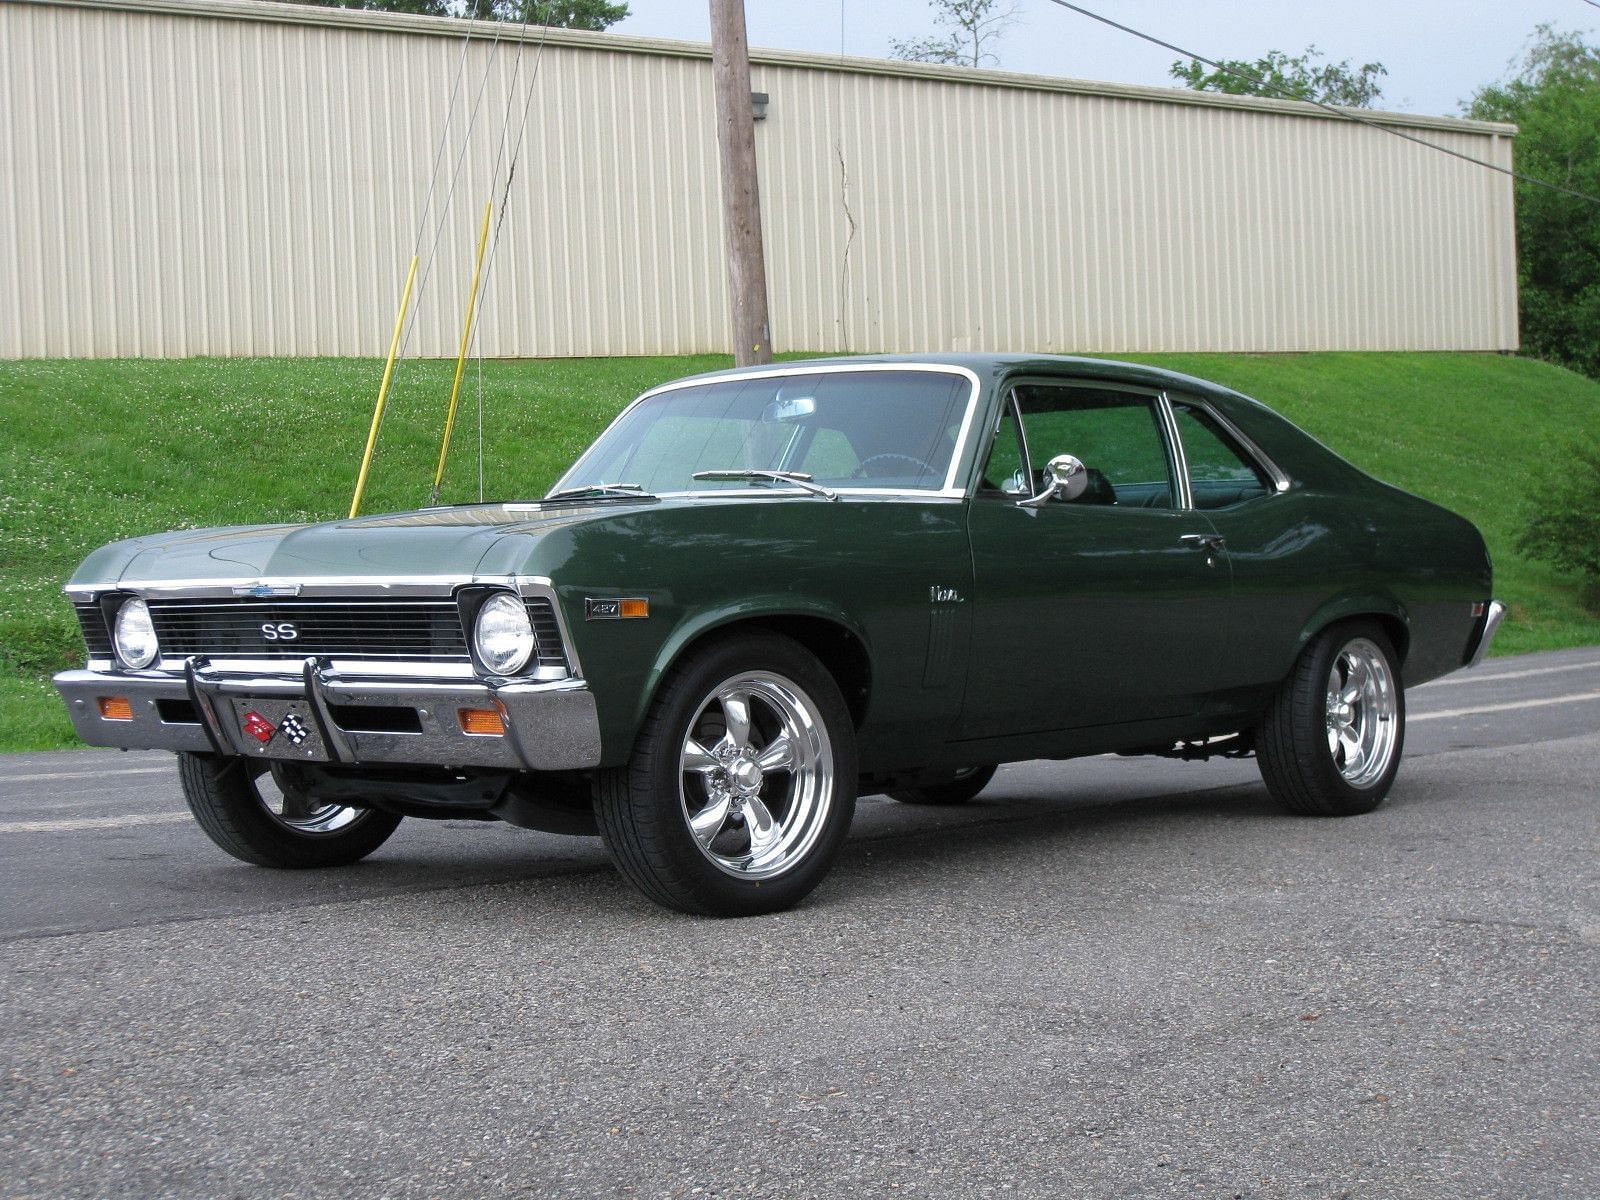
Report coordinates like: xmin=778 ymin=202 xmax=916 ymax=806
xmin=1018 ymin=454 xmax=1088 ymax=508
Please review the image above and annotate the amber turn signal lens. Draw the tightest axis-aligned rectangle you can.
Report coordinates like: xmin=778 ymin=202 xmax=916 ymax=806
xmin=98 ymin=696 xmax=135 ymax=721
xmin=619 ymin=598 xmax=649 ymax=619
xmin=458 ymin=707 xmax=505 ymax=736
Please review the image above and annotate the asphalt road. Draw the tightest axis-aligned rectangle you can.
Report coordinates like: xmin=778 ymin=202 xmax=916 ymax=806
xmin=2 ymin=648 xmax=1596 ymax=1198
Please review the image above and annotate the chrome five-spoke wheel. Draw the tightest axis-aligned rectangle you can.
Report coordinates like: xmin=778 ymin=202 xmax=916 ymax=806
xmin=1258 ymin=621 xmax=1406 ymax=816
xmin=1325 ymin=637 xmax=1399 ymax=788
xmin=594 ymin=632 xmax=858 ymax=916
xmin=680 ymin=671 xmax=834 ymax=880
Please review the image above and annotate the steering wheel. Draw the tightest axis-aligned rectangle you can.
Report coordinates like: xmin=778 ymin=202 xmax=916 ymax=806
xmin=851 ymin=453 xmax=939 ymax=480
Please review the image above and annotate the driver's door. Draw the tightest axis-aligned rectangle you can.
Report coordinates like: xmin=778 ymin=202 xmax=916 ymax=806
xmin=957 ymin=381 xmax=1231 ymax=739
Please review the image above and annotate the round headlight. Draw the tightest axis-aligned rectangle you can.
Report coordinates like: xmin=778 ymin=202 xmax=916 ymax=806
xmin=113 ymin=597 xmax=159 ymax=669
xmin=473 ymin=593 xmax=535 ymax=675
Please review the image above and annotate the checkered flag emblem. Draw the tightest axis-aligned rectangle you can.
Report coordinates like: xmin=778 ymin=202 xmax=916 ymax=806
xmin=279 ymin=713 xmax=310 ymax=747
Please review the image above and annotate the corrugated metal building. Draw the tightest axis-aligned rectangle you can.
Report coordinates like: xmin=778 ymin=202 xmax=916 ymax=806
xmin=1 ymin=0 xmax=1519 ymax=359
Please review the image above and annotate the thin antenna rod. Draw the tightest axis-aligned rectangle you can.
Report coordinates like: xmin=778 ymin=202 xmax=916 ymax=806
xmin=351 ymin=19 xmax=474 ymax=516
xmin=350 ymin=255 xmax=419 ymax=518
xmin=430 ymin=200 xmax=494 ymax=506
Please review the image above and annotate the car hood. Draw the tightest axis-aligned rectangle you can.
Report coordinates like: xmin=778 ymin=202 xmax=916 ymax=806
xmin=69 ymin=500 xmax=659 ymax=590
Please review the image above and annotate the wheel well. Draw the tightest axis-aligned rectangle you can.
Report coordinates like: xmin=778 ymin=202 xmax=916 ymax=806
xmin=1373 ymin=614 xmax=1409 ymax=665
xmin=678 ymin=615 xmax=872 ymax=728
xmin=1320 ymin=612 xmax=1410 ymax=666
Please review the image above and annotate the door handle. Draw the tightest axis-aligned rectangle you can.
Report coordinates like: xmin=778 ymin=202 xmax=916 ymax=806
xmin=1180 ymin=532 xmax=1226 ymax=552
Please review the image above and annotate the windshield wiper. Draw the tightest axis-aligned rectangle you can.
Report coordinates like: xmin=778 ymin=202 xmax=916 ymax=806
xmin=544 ymin=482 xmax=655 ymax=502
xmin=691 ymin=469 xmax=837 ymax=501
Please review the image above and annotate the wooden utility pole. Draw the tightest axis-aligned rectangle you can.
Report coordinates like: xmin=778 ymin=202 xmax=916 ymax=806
xmin=709 ymin=0 xmax=772 ymax=366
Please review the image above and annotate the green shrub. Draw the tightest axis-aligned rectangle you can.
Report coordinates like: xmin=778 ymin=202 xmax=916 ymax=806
xmin=0 ymin=612 xmax=83 ymax=676
xmin=1517 ymin=443 xmax=1600 ymax=610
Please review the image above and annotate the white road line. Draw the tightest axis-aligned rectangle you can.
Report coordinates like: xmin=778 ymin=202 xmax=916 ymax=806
xmin=0 ymin=811 xmax=191 ymax=834
xmin=1411 ymin=690 xmax=1600 ymax=722
xmin=0 ymin=766 xmax=172 ymax=785
xmin=1422 ymin=661 xmax=1600 ymax=688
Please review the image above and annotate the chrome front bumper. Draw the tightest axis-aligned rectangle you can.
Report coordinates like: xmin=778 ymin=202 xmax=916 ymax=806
xmin=54 ymin=657 xmax=602 ymax=771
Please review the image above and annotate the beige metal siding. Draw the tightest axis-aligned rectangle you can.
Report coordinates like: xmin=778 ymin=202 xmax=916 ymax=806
xmin=1 ymin=0 xmax=1518 ymax=359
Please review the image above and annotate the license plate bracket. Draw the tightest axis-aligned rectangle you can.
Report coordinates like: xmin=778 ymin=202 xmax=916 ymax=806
xmin=227 ymin=697 xmax=330 ymax=762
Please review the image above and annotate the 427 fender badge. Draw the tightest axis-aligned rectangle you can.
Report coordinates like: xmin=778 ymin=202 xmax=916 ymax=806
xmin=585 ymin=597 xmax=650 ymax=621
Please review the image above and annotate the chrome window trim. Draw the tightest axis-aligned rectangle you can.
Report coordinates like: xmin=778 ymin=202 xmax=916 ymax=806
xmin=549 ymin=362 xmax=984 ymax=500
xmin=1008 ymin=386 xmax=1035 ymax=487
xmin=1155 ymin=392 xmax=1194 ymax=510
xmin=1168 ymin=395 xmax=1294 ymax=495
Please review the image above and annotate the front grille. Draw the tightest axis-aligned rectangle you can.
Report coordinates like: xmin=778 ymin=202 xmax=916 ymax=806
xmin=147 ymin=598 xmax=470 ymax=661
xmin=72 ymin=593 xmax=571 ymax=671
xmin=524 ymin=601 xmax=568 ymax=670
xmin=75 ymin=603 xmax=114 ymax=658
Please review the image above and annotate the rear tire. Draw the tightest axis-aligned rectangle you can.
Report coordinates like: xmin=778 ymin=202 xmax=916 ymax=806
xmin=594 ymin=633 xmax=857 ymax=917
xmin=1257 ymin=621 xmax=1405 ymax=816
xmin=177 ymin=752 xmax=402 ymax=868
xmin=887 ymin=764 xmax=997 ymax=806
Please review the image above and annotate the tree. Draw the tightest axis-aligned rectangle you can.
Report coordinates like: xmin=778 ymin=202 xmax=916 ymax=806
xmin=285 ymin=0 xmax=630 ymax=30
xmin=1170 ymin=45 xmax=1387 ymax=108
xmin=513 ymin=0 xmax=628 ymax=30
xmin=292 ymin=0 xmax=452 ymax=15
xmin=1466 ymin=26 xmax=1600 ymax=380
xmin=890 ymin=0 xmax=1017 ymax=69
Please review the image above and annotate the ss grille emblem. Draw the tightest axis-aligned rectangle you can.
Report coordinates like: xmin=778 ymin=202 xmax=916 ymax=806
xmin=261 ymin=622 xmax=299 ymax=642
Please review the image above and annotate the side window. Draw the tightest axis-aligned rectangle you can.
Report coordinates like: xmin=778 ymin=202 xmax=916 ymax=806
xmin=1173 ymin=403 xmax=1273 ymax=509
xmin=1012 ymin=385 xmax=1177 ymax=510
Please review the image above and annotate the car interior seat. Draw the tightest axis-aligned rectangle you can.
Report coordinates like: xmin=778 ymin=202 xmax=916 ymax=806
xmin=1057 ymin=466 xmax=1116 ymax=505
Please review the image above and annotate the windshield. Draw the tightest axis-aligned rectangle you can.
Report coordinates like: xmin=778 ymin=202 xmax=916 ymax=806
xmin=554 ymin=368 xmax=974 ymax=496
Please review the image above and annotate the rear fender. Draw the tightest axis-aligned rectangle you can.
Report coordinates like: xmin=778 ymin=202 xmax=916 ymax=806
xmin=1291 ymin=594 xmax=1411 ymax=675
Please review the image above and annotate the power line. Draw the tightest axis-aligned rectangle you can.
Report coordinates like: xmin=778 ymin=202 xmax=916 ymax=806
xmin=1040 ymin=0 xmax=1600 ymax=208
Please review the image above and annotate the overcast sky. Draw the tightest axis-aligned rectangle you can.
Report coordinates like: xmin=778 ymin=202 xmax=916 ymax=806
xmin=613 ymin=1 xmax=1598 ymax=118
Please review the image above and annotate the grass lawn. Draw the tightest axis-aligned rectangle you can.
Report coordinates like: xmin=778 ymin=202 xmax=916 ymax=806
xmin=2 ymin=351 xmax=1597 ymax=751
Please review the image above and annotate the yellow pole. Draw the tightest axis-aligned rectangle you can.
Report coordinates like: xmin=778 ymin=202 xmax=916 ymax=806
xmin=349 ymin=254 xmax=420 ymax=519
xmin=430 ymin=201 xmax=494 ymax=506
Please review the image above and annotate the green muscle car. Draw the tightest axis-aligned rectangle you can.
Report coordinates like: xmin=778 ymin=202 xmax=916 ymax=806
xmin=55 ymin=355 xmax=1503 ymax=915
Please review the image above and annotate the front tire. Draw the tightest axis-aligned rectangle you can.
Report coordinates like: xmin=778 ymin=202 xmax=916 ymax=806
xmin=177 ymin=752 xmax=403 ymax=867
xmin=594 ymin=633 xmax=858 ymax=916
xmin=1257 ymin=621 xmax=1405 ymax=816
